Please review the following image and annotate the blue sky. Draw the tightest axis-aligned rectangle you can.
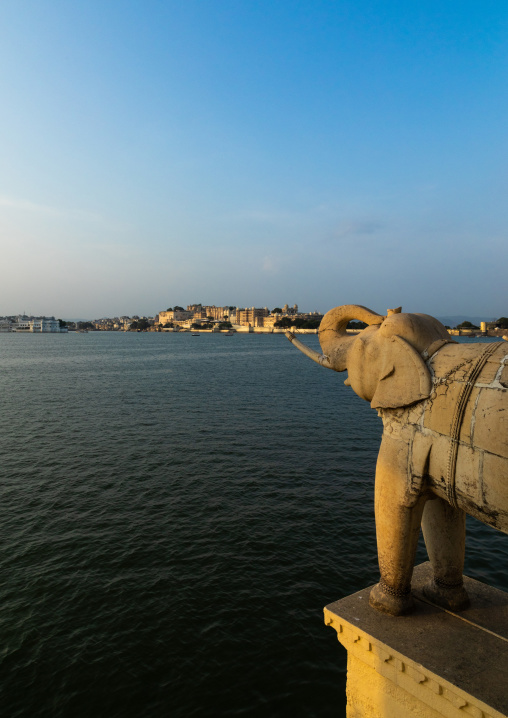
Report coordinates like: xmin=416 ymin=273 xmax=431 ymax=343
xmin=0 ymin=1 xmax=507 ymax=318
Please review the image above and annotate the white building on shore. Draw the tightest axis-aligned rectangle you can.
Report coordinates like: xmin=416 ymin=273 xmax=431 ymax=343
xmin=10 ymin=316 xmax=67 ymax=332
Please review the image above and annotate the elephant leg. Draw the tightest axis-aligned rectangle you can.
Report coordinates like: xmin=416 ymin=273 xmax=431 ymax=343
xmin=369 ymin=434 xmax=427 ymax=616
xmin=421 ymin=497 xmax=470 ymax=611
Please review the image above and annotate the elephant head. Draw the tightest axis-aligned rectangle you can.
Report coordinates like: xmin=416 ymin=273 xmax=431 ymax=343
xmin=287 ymin=305 xmax=452 ymax=409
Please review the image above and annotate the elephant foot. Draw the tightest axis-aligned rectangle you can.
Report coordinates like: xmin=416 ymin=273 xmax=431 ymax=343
xmin=369 ymin=581 xmax=415 ymax=616
xmin=422 ymin=577 xmax=470 ymax=612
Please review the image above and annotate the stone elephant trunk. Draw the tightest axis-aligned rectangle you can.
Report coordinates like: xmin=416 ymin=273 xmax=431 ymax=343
xmin=287 ymin=304 xmax=508 ymax=616
xmin=286 ymin=304 xmax=385 ymax=372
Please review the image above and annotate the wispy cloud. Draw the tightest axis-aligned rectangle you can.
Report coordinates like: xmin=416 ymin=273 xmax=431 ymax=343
xmin=0 ymin=194 xmax=128 ymax=231
xmin=0 ymin=194 xmax=106 ymax=223
xmin=0 ymin=195 xmax=64 ymax=217
xmin=333 ymin=220 xmax=384 ymax=239
xmin=225 ymin=206 xmax=386 ymax=241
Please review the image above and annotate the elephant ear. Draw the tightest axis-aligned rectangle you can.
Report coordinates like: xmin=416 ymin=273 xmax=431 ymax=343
xmin=371 ymin=336 xmax=432 ymax=409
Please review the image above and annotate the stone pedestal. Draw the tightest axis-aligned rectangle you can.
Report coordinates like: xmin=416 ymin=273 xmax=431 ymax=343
xmin=325 ymin=563 xmax=508 ymax=718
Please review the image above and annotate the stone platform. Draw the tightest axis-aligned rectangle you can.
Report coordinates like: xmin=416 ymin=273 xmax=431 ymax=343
xmin=324 ymin=563 xmax=508 ymax=718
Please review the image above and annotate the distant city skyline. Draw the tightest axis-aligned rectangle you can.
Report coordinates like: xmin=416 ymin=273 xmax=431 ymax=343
xmin=0 ymin=306 xmax=502 ymax=328
xmin=1 ymin=2 xmax=507 ymax=317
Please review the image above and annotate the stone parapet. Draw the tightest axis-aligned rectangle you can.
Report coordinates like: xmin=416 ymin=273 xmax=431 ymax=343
xmin=325 ymin=563 xmax=508 ymax=718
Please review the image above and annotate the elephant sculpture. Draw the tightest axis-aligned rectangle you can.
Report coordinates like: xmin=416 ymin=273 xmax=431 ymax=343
xmin=287 ymin=305 xmax=508 ymax=616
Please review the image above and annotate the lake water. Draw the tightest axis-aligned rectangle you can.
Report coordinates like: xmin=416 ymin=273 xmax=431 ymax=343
xmin=1 ymin=331 xmax=507 ymax=717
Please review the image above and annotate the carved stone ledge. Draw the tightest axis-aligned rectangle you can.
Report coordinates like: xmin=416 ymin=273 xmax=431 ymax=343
xmin=324 ymin=563 xmax=508 ymax=718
